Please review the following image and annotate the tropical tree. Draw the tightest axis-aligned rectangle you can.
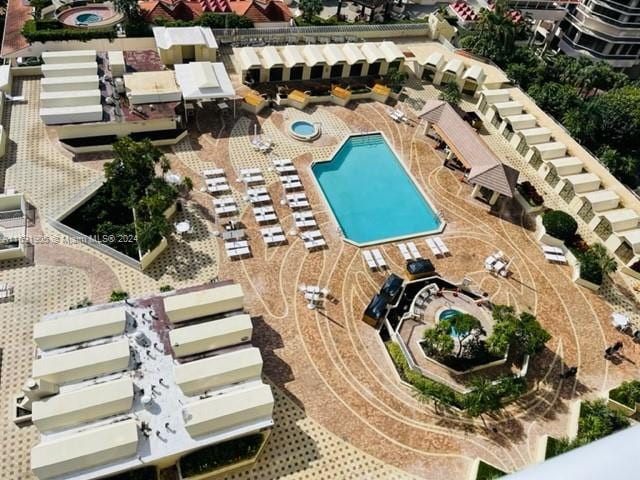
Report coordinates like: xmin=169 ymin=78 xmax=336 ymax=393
xmin=105 ymin=137 xmax=165 ymax=208
xmin=448 ymin=313 xmax=483 ymax=358
xmin=30 ymin=0 xmax=50 ymax=20
xmin=298 ymin=0 xmax=323 ymax=23
xmin=422 ymin=326 xmax=454 ymax=360
xmin=597 ymin=146 xmax=639 ymax=188
xmin=439 ymin=81 xmax=462 ymax=106
xmin=528 ymin=82 xmax=581 ymax=120
xmin=113 ymin=0 xmax=142 ymax=21
xmin=587 ymin=244 xmax=618 ymax=277
xmin=459 ymin=0 xmax=523 ymax=66
xmin=487 ymin=306 xmax=550 ymax=356
xmin=464 ymin=377 xmax=502 ymax=422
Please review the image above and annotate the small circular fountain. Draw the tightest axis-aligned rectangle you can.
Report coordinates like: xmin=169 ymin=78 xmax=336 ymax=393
xmin=289 ymin=120 xmax=320 ymax=141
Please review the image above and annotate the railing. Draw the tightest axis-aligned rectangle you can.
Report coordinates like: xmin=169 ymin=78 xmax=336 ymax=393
xmin=210 ymin=22 xmax=430 ymax=43
xmin=48 ymin=217 xmax=142 ymax=270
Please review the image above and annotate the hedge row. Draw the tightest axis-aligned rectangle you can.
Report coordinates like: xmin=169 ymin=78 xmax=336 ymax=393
xmin=22 ymin=19 xmax=116 ymax=43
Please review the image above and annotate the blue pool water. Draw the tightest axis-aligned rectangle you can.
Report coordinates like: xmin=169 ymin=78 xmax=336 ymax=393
xmin=439 ymin=309 xmax=463 ymax=338
xmin=312 ymin=134 xmax=441 ymax=244
xmin=76 ymin=13 xmax=102 ymax=23
xmin=291 ymin=121 xmax=316 ymax=136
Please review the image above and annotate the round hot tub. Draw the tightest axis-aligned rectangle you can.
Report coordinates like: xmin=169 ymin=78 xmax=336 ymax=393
xmin=76 ymin=12 xmax=103 ymax=23
xmin=437 ymin=308 xmax=465 ymax=338
xmin=57 ymin=4 xmax=123 ymax=28
xmin=289 ymin=120 xmax=320 ymax=141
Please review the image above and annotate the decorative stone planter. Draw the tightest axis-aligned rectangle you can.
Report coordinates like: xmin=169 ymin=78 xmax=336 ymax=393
xmin=570 ymin=265 xmax=601 ymax=292
xmin=466 ymin=458 xmax=506 ymax=480
xmin=330 ymin=87 xmax=351 ymax=107
xmin=514 ymin=190 xmax=544 ymax=215
xmin=417 ymin=339 xmax=508 ymax=376
xmin=370 ymin=84 xmax=391 ymax=104
xmin=607 ymin=396 xmax=636 ymax=416
xmin=535 ymin=215 xmax=565 ymax=247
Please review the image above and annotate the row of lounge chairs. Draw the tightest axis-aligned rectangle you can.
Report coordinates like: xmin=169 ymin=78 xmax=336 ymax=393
xmin=397 ymin=242 xmax=422 ymax=261
xmin=239 ymin=167 xmax=264 ymax=185
xmin=485 ymin=251 xmax=509 ymax=277
xmin=273 ymin=158 xmax=326 ymax=251
xmin=363 ymin=249 xmax=387 ymax=270
xmin=387 ymin=108 xmax=409 ymax=123
xmin=203 ymin=168 xmax=231 ymax=194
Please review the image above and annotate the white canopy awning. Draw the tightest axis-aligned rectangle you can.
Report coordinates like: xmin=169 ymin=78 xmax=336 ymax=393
xmin=322 ymin=44 xmax=347 ymax=65
xmin=237 ymin=47 xmax=261 ymax=70
xmin=443 ymin=58 xmax=464 ymax=75
xmin=379 ymin=41 xmax=404 ymax=63
xmin=462 ymin=64 xmax=485 ymax=82
xmin=361 ymin=43 xmax=385 ymax=63
xmin=282 ymin=45 xmax=304 ymax=67
xmin=260 ymin=46 xmax=284 ymax=68
xmin=303 ymin=44 xmax=325 ymax=67
xmin=175 ymin=62 xmax=235 ymax=101
xmin=343 ymin=43 xmax=366 ymax=65
xmin=424 ymin=51 xmax=445 ymax=69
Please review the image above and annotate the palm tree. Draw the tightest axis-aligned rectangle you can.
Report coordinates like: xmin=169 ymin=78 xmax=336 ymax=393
xmin=464 ymin=377 xmax=502 ymax=426
xmin=113 ymin=0 xmax=141 ymax=21
xmin=589 ymin=243 xmax=618 ymax=276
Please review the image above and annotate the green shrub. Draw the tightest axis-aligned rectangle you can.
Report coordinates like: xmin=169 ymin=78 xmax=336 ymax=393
xmin=610 ymin=380 xmax=640 ymax=408
xmin=476 ymin=461 xmax=505 ymax=479
xmin=578 ymin=252 xmax=603 ymax=285
xmin=154 ymin=12 xmax=253 ymax=29
xmin=159 ymin=285 xmax=173 ymax=293
xmin=179 ymin=433 xmax=263 ymax=477
xmin=546 ymin=400 xmax=630 ymax=458
xmin=69 ymin=297 xmax=92 ymax=310
xmin=109 ymin=290 xmax=129 ymax=302
xmin=542 ymin=210 xmax=578 ymax=241
xmin=22 ymin=19 xmax=116 ymax=43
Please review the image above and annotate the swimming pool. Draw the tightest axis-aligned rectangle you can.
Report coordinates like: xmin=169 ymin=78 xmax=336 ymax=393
xmin=312 ymin=133 xmax=442 ymax=244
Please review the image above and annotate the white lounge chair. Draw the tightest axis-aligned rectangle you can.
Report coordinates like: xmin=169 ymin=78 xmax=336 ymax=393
xmin=434 ymin=237 xmax=450 ymax=256
xmin=372 ymin=249 xmax=387 ymax=269
xmin=544 ymin=253 xmax=567 ymax=264
xmin=407 ymin=242 xmax=421 ymax=259
xmin=542 ymin=245 xmax=564 ymax=255
xmin=398 ymin=243 xmax=412 ymax=261
xmin=362 ymin=250 xmax=377 ymax=270
xmin=425 ymin=238 xmax=441 ymax=257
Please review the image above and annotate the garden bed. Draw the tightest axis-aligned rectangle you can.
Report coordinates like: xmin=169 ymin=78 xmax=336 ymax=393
xmin=476 ymin=461 xmax=505 ymax=480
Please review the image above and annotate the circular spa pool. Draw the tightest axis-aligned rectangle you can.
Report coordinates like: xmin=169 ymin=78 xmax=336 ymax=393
xmin=289 ymin=120 xmax=320 ymax=141
xmin=76 ymin=12 xmax=103 ymax=23
xmin=57 ymin=4 xmax=122 ymax=28
xmin=438 ymin=308 xmax=464 ymax=338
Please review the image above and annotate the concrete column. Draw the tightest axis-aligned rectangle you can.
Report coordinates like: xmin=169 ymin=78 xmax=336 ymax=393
xmin=471 ymin=184 xmax=481 ymax=198
xmin=424 ymin=120 xmax=431 ymax=137
xmin=446 ymin=150 xmax=454 ymax=161
xmin=489 ymin=191 xmax=500 ymax=205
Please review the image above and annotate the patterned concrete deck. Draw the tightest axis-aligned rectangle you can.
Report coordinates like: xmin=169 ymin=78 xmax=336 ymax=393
xmin=1 ymin=75 xmax=640 ymax=480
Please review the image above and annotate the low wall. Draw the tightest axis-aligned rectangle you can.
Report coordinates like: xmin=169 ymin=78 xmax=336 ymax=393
xmin=139 ymin=236 xmax=168 ymax=270
xmin=535 ymin=215 xmax=564 ymax=247
xmin=61 ymin=130 xmax=187 ymax=154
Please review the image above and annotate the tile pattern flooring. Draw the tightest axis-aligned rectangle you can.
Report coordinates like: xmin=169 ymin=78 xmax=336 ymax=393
xmin=1 ymin=74 xmax=640 ymax=480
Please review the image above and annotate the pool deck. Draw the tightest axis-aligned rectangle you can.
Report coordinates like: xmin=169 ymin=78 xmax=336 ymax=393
xmin=2 ymin=69 xmax=640 ymax=480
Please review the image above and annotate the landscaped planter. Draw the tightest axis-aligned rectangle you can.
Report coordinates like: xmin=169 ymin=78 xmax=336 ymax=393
xmin=514 ymin=190 xmax=544 ymax=215
xmin=177 ymin=431 xmax=270 ymax=480
xmin=139 ymin=236 xmax=168 ymax=270
xmin=606 ymin=396 xmax=636 ymax=416
xmin=535 ymin=215 xmax=564 ymax=247
xmin=467 ymin=458 xmax=506 ymax=480
xmin=417 ymin=339 xmax=508 ymax=376
xmin=571 ymin=266 xmax=601 ymax=292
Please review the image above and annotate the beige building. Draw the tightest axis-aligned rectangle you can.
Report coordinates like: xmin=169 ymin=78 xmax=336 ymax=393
xmin=20 ymin=284 xmax=274 ymax=480
xmin=153 ymin=26 xmax=218 ymax=65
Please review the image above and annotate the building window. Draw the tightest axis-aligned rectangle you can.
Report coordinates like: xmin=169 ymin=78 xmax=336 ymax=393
xmin=349 ymin=63 xmax=363 ymax=77
xmin=478 ymin=97 xmax=488 ymax=114
xmin=516 ymin=137 xmax=529 ymax=156
xmin=462 ymin=80 xmax=477 ymax=95
xmin=330 ymin=64 xmax=343 ymax=78
xmin=368 ymin=62 xmax=381 ymax=76
xmin=289 ymin=66 xmax=303 ymax=81
xmin=422 ymin=68 xmax=434 ymax=82
xmin=491 ymin=112 xmax=502 ymax=128
xmin=559 ymin=182 xmax=575 ymax=203
xmin=577 ymin=201 xmax=595 ymax=223
xmin=310 ymin=65 xmax=324 ymax=79
xmin=269 ymin=67 xmax=283 ymax=82
xmin=615 ymin=241 xmax=634 ymax=264
xmin=389 ymin=60 xmax=401 ymax=71
xmin=595 ymin=218 xmax=613 ymax=241
xmin=441 ymin=71 xmax=456 ymax=84
xmin=545 ymin=167 xmax=561 ymax=188
xmin=247 ymin=68 xmax=260 ymax=83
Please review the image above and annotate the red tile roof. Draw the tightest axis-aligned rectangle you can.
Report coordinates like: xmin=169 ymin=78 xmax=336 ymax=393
xmin=228 ymin=0 xmax=291 ymax=22
xmin=2 ymin=0 xmax=32 ymax=57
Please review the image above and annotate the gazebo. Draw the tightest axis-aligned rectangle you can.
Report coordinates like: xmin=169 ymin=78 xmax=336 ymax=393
xmin=418 ymin=100 xmax=518 ymax=205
